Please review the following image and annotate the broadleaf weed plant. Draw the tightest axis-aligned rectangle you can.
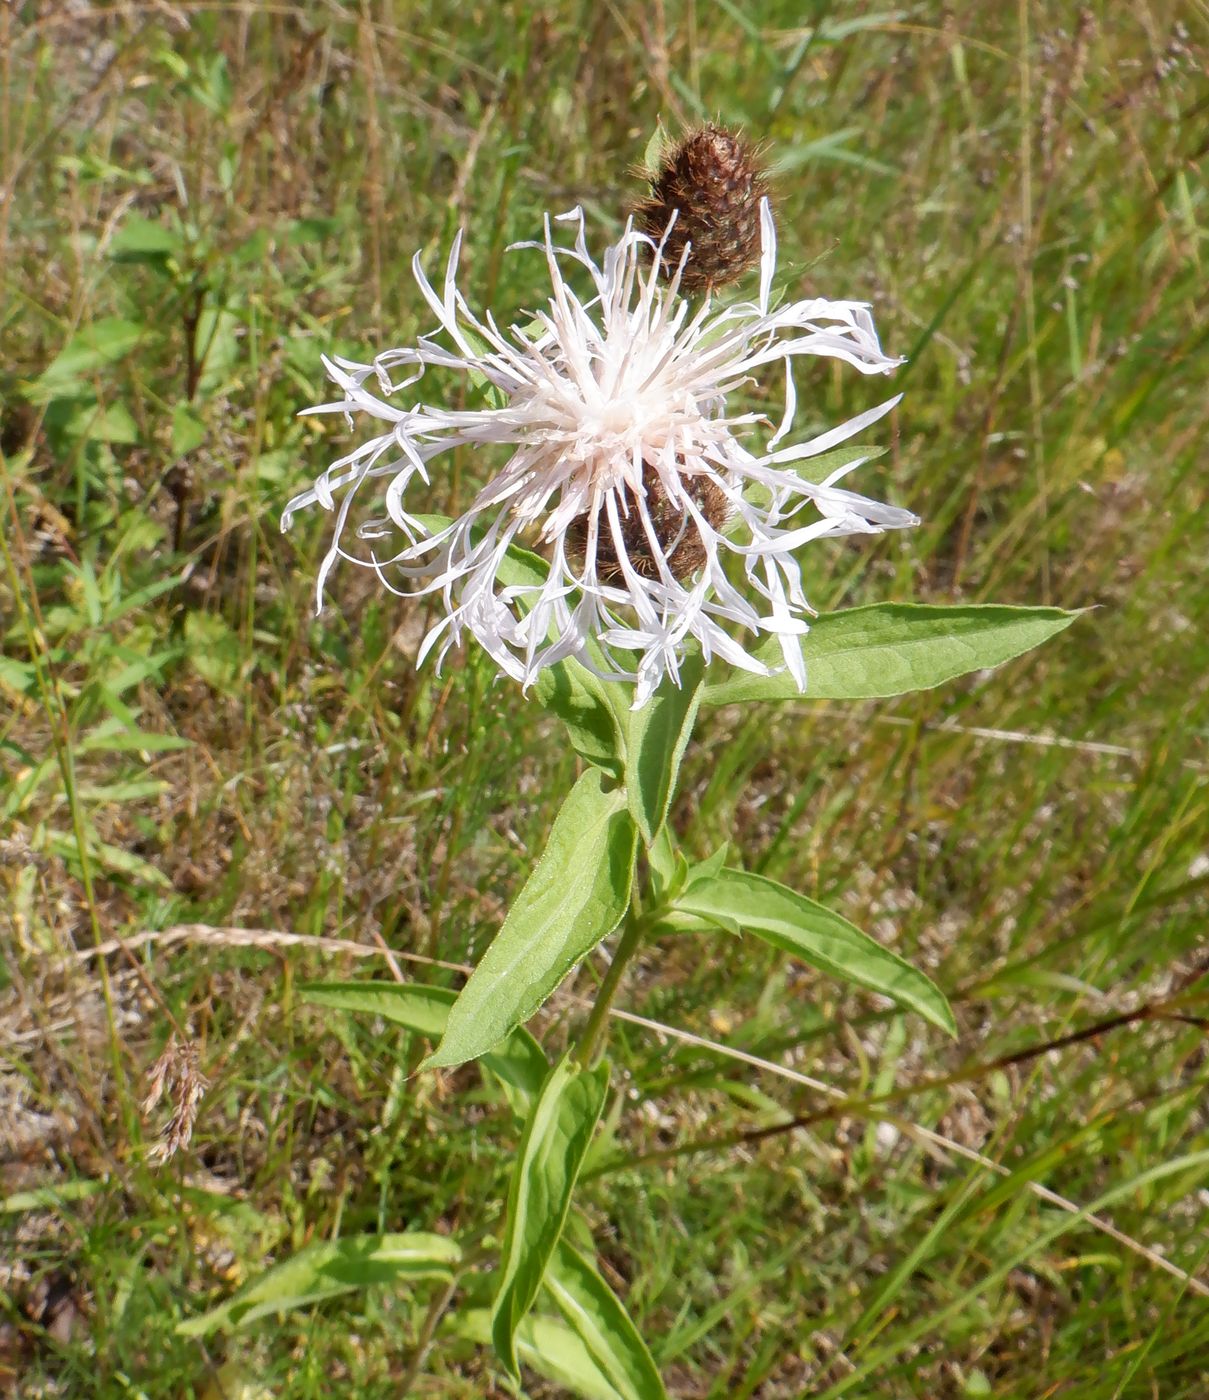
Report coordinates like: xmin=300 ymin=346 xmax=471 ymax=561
xmin=181 ymin=126 xmax=1079 ymax=1390
xmin=5 ymin=10 xmax=1208 ymax=1394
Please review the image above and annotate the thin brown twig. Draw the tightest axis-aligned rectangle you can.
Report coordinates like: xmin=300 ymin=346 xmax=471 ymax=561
xmin=67 ymin=922 xmax=473 ymax=974
xmin=397 ymin=1271 xmax=460 ymax=1395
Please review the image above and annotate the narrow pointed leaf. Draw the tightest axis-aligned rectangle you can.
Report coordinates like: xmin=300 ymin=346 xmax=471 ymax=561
xmin=2 ymin=1179 xmax=107 ymax=1214
xmin=702 ymin=604 xmax=1079 ymax=706
xmin=646 ymin=825 xmax=679 ymax=900
xmin=676 ymin=869 xmax=955 ymax=1035
xmin=682 ymin=842 xmax=730 ymax=892
xmin=546 ymin=1241 xmax=667 ymax=1400
xmin=176 ymin=1231 xmax=460 ymax=1336
xmin=493 ymin=1057 xmax=610 ymax=1376
xmin=302 ymin=981 xmax=548 ymax=1117
xmin=626 ymin=652 xmax=705 ymax=845
xmin=425 ymin=769 xmax=637 ymax=1069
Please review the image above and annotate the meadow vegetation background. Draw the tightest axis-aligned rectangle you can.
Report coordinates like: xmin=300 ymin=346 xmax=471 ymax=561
xmin=2 ymin=2 xmax=1207 ymax=1395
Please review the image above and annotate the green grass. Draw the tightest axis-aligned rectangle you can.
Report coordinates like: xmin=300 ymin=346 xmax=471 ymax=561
xmin=2 ymin=1 xmax=1207 ymax=1395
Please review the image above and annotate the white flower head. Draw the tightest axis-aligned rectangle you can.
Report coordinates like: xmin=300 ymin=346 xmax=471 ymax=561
xmin=283 ymin=201 xmax=917 ymax=707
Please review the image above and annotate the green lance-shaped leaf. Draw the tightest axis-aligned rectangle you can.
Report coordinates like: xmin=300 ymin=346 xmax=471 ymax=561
xmin=302 ymin=981 xmax=548 ymax=1118
xmin=109 ymin=213 xmax=185 ymax=266
xmin=625 ymin=651 xmax=705 ymax=846
xmin=493 ymin=1056 xmax=611 ymax=1377
xmin=545 ymin=1241 xmax=667 ymax=1400
xmin=675 ymin=869 xmax=956 ymax=1035
xmin=176 ymin=1231 xmax=461 ymax=1337
xmin=702 ymin=603 xmax=1080 ymax=706
xmin=425 ymin=769 xmax=637 ymax=1070
xmin=456 ymin=1309 xmax=627 ymax=1400
xmin=641 ymin=119 xmax=670 ymax=177
xmin=26 ymin=317 xmax=145 ymax=403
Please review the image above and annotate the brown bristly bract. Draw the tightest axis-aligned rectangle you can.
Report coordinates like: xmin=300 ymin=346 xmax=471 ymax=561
xmin=568 ymin=461 xmax=730 ymax=581
xmin=634 ymin=123 xmax=769 ymax=294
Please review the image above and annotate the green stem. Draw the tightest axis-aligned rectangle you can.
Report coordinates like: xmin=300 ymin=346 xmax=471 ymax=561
xmin=574 ymin=906 xmax=646 ymax=1068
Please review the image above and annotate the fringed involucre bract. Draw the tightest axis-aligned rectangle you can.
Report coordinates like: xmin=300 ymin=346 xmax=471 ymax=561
xmin=283 ymin=201 xmax=917 ymax=707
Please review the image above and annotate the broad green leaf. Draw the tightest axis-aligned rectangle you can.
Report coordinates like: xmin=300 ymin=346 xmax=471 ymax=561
xmin=28 ymin=318 xmax=144 ymax=402
xmin=3 ymin=1178 xmax=107 ymax=1214
xmin=302 ymin=981 xmax=548 ymax=1118
xmin=109 ymin=214 xmax=183 ymax=264
xmin=534 ymin=658 xmax=626 ymax=778
xmin=626 ymin=652 xmax=704 ymax=846
xmin=176 ymin=1231 xmax=460 ymax=1337
xmin=195 ymin=306 xmax=242 ymax=396
xmin=424 ymin=770 xmax=636 ymax=1070
xmin=65 ymin=399 xmax=139 ymax=444
xmin=185 ymin=610 xmax=242 ymax=692
xmin=675 ymin=869 xmax=956 ymax=1035
xmin=702 ymin=604 xmax=1079 ymax=706
xmin=0 ymin=656 xmax=36 ymax=696
xmin=546 ymin=1241 xmax=667 ymax=1400
xmin=172 ymin=403 xmax=207 ymax=456
xmin=493 ymin=1057 xmax=610 ymax=1376
xmin=456 ymin=1309 xmax=626 ymax=1400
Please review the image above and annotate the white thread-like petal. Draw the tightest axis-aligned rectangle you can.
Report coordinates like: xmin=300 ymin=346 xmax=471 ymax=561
xmin=283 ymin=204 xmax=916 ymax=704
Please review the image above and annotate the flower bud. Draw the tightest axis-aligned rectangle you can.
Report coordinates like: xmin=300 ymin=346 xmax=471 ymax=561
xmin=635 ymin=124 xmax=768 ymax=294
